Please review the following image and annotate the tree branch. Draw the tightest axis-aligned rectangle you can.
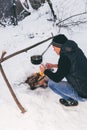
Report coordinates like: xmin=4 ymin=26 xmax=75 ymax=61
xmin=59 ymin=20 xmax=87 ymax=28
xmin=56 ymin=11 xmax=87 ymax=26
xmin=0 ymin=36 xmax=53 ymax=63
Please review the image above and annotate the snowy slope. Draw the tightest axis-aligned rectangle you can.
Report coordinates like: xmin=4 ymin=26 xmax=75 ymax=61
xmin=0 ymin=0 xmax=87 ymax=130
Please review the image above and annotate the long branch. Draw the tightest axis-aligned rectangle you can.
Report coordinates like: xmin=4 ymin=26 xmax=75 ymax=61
xmin=0 ymin=36 xmax=53 ymax=63
xmin=59 ymin=20 xmax=87 ymax=28
xmin=0 ymin=52 xmax=26 ymax=113
xmin=56 ymin=11 xmax=87 ymax=26
xmin=0 ymin=63 xmax=26 ymax=113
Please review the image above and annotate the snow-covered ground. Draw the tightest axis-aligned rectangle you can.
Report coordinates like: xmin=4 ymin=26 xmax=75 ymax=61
xmin=0 ymin=0 xmax=87 ymax=130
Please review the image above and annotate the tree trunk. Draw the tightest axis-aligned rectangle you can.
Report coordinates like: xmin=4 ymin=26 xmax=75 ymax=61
xmin=47 ymin=0 xmax=57 ymax=21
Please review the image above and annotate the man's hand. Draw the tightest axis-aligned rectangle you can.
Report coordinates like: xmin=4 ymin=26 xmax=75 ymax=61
xmin=46 ymin=63 xmax=58 ymax=69
xmin=40 ymin=64 xmax=47 ymax=73
xmin=40 ymin=63 xmax=58 ymax=73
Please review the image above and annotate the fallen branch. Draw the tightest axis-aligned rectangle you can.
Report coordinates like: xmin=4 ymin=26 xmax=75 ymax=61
xmin=56 ymin=11 xmax=87 ymax=26
xmin=0 ymin=52 xmax=26 ymax=113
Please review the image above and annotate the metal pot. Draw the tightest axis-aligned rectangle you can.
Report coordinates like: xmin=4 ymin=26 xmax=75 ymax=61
xmin=31 ymin=55 xmax=43 ymax=65
xmin=31 ymin=43 xmax=51 ymax=65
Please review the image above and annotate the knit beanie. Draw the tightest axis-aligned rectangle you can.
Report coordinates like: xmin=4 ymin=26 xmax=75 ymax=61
xmin=51 ymin=34 xmax=68 ymax=48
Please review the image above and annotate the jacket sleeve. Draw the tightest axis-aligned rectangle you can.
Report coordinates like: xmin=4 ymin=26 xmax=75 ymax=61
xmin=44 ymin=55 xmax=71 ymax=82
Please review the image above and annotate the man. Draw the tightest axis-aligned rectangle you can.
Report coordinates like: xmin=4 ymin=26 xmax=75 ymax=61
xmin=40 ymin=34 xmax=87 ymax=106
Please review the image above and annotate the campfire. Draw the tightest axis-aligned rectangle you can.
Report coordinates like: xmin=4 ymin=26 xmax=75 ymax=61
xmin=25 ymin=71 xmax=48 ymax=90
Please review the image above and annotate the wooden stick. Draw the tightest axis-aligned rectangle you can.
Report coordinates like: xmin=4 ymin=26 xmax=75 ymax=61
xmin=0 ymin=64 xmax=26 ymax=113
xmin=0 ymin=52 xmax=26 ymax=113
xmin=0 ymin=36 xmax=53 ymax=63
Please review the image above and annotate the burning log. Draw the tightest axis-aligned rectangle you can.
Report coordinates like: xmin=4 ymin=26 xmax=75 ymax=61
xmin=25 ymin=72 xmax=48 ymax=90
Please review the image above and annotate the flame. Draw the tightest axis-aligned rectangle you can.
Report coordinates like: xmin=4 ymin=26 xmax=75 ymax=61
xmin=39 ymin=71 xmax=45 ymax=77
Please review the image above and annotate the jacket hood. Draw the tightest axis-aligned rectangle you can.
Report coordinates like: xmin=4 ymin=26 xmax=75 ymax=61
xmin=61 ymin=40 xmax=78 ymax=54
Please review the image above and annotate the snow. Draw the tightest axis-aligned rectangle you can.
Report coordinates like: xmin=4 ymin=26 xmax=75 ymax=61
xmin=0 ymin=0 xmax=87 ymax=130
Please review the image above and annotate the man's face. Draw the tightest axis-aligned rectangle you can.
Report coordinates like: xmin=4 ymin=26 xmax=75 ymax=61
xmin=53 ymin=46 xmax=61 ymax=55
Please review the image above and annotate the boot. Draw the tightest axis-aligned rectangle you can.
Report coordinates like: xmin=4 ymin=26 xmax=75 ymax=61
xmin=59 ymin=98 xmax=78 ymax=106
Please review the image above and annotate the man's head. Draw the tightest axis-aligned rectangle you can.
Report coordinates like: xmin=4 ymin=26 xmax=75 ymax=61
xmin=51 ymin=34 xmax=68 ymax=54
xmin=51 ymin=34 xmax=68 ymax=48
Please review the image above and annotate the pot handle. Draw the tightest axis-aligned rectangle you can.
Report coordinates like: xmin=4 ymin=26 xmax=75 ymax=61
xmin=41 ymin=43 xmax=51 ymax=56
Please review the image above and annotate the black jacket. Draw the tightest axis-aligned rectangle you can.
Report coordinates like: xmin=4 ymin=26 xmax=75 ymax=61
xmin=44 ymin=40 xmax=87 ymax=98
